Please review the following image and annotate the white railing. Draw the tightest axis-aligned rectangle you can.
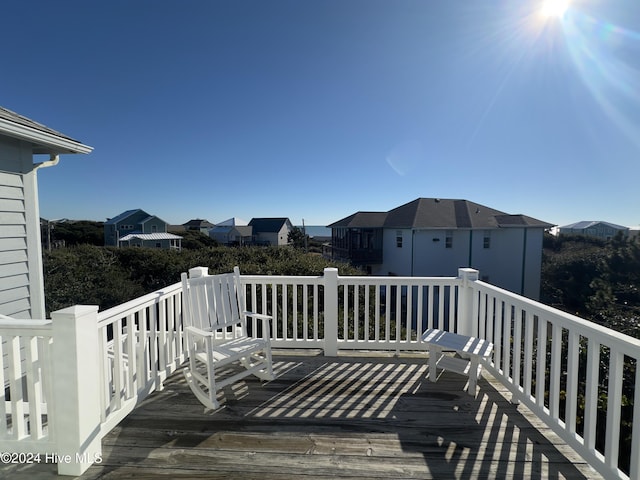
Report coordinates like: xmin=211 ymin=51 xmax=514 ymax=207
xmin=240 ymin=268 xmax=465 ymax=354
xmin=0 ymin=282 xmax=185 ymax=476
xmin=0 ymin=318 xmax=55 ymax=454
xmin=0 ymin=267 xmax=638 ymax=479
xmin=241 ymin=267 xmax=638 ymax=479
xmin=96 ymin=281 xmax=185 ymax=434
xmin=241 ymin=273 xmax=326 ymax=349
xmin=471 ymin=279 xmax=640 ymax=480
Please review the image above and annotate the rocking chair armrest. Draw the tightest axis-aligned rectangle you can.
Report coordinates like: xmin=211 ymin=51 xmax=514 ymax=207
xmin=243 ymin=311 xmax=272 ymax=339
xmin=185 ymin=325 xmax=213 ymax=338
xmin=243 ymin=311 xmax=272 ymax=321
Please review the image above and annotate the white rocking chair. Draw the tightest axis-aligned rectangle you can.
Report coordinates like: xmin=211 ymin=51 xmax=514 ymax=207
xmin=181 ymin=266 xmax=274 ymax=410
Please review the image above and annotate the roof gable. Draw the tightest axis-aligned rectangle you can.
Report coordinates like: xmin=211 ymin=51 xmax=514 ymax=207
xmin=249 ymin=218 xmax=292 ymax=232
xmin=105 ymin=209 xmax=150 ymax=225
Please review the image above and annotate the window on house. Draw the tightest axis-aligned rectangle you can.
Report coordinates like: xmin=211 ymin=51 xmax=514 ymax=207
xmin=152 ymin=225 xmax=158 ymax=233
xmin=396 ymin=231 xmax=403 ymax=248
xmin=483 ymin=231 xmax=491 ymax=249
xmin=445 ymin=230 xmax=453 ymax=248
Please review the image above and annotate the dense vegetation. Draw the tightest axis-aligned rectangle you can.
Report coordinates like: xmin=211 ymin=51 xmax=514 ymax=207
xmin=44 ymin=220 xmax=104 ymax=247
xmin=541 ymin=232 xmax=640 ymax=337
xmin=43 ymin=244 xmax=361 ymax=315
xmin=44 ymin=225 xmax=640 ymax=335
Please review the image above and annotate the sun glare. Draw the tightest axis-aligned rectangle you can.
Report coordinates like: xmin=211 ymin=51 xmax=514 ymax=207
xmin=541 ymin=0 xmax=569 ymax=18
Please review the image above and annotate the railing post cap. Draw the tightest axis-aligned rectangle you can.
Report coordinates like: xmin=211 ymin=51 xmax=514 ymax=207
xmin=51 ymin=305 xmax=99 ymax=317
xmin=324 ymin=267 xmax=339 ymax=277
xmin=458 ymin=268 xmax=479 ymax=280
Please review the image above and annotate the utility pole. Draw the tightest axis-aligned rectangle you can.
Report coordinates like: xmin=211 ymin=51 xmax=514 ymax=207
xmin=302 ymin=218 xmax=308 ymax=253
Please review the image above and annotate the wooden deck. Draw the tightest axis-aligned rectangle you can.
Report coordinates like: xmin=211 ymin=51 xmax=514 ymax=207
xmin=3 ymin=351 xmax=603 ymax=479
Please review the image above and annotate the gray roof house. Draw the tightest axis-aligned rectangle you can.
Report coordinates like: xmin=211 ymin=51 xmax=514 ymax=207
xmin=104 ymin=209 xmax=182 ymax=250
xmin=182 ymin=219 xmax=215 ymax=233
xmin=329 ymin=198 xmax=553 ymax=299
xmin=209 ymin=225 xmax=254 ymax=245
xmin=559 ymin=221 xmax=629 ymax=240
xmin=0 ymin=107 xmax=92 ymax=318
xmin=249 ymin=218 xmax=294 ymax=246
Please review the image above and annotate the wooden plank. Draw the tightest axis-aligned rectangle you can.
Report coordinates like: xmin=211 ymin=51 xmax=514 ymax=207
xmin=0 ymin=354 xmax=605 ymax=480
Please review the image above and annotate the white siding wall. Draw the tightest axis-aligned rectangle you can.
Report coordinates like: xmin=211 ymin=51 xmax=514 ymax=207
xmin=472 ymin=228 xmax=524 ymax=294
xmin=376 ymin=226 xmax=545 ymax=299
xmin=522 ymin=229 xmax=544 ymax=299
xmin=471 ymin=228 xmax=544 ymax=299
xmin=0 ymin=139 xmax=45 ymax=319
xmin=377 ymin=228 xmax=413 ymax=275
xmin=411 ymin=229 xmax=470 ymax=277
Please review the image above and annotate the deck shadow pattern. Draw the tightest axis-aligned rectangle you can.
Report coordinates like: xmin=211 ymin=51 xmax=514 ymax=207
xmin=1 ymin=354 xmax=604 ymax=479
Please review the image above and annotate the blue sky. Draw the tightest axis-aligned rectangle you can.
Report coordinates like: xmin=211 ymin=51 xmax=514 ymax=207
xmin=3 ymin=0 xmax=640 ymax=227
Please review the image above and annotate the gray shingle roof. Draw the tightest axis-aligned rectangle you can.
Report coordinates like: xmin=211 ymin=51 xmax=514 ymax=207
xmin=561 ymin=220 xmax=628 ymax=230
xmin=249 ymin=218 xmax=291 ymax=232
xmin=331 ymin=198 xmax=553 ymax=230
xmin=183 ymin=219 xmax=215 ymax=228
xmin=328 ymin=212 xmax=387 ymax=228
xmin=105 ymin=209 xmax=148 ymax=225
xmin=0 ymin=106 xmax=92 ymax=154
xmin=0 ymin=107 xmax=78 ymax=141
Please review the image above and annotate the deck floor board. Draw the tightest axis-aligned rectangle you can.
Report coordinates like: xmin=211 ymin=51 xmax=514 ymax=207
xmin=0 ymin=352 xmax=604 ymax=479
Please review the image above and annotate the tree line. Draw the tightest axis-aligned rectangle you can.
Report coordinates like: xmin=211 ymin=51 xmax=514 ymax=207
xmin=43 ymin=221 xmax=640 ymax=338
xmin=43 ymin=243 xmax=361 ymax=315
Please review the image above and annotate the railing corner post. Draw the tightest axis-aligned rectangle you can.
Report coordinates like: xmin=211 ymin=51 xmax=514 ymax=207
xmin=51 ymin=305 xmax=103 ymax=476
xmin=323 ymin=268 xmax=339 ymax=357
xmin=457 ymin=268 xmax=479 ymax=337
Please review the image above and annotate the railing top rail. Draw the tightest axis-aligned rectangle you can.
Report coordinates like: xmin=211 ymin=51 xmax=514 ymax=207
xmin=97 ymin=281 xmax=182 ymax=326
xmin=337 ymin=274 xmax=459 ymax=285
xmin=239 ymin=274 xmax=323 ymax=283
xmin=238 ymin=273 xmax=460 ymax=288
xmin=475 ymin=280 xmax=640 ymax=353
xmin=0 ymin=318 xmax=52 ymax=336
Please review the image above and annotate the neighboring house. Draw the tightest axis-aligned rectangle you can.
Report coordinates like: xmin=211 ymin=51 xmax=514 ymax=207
xmin=182 ymin=219 xmax=215 ymax=233
xmin=104 ymin=209 xmax=182 ymax=250
xmin=209 ymin=217 xmax=253 ymax=245
xmin=210 ymin=225 xmax=253 ymax=246
xmin=249 ymin=218 xmax=294 ymax=246
xmin=559 ymin=221 xmax=629 ymax=240
xmin=329 ymin=198 xmax=553 ymax=299
xmin=0 ymin=107 xmax=92 ymax=318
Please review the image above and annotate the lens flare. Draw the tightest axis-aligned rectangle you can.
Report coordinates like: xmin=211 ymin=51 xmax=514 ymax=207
xmin=541 ymin=0 xmax=569 ymax=18
xmin=562 ymin=9 xmax=640 ymax=148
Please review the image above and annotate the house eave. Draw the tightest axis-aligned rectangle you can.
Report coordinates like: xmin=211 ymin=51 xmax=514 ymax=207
xmin=0 ymin=117 xmax=93 ymax=155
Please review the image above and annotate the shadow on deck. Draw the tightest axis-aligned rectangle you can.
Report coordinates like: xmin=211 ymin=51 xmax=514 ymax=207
xmin=3 ymin=352 xmax=603 ymax=479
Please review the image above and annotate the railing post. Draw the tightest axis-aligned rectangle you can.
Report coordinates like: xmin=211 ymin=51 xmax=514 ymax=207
xmin=323 ymin=268 xmax=339 ymax=356
xmin=51 ymin=305 xmax=103 ymax=476
xmin=457 ymin=268 xmax=479 ymax=337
